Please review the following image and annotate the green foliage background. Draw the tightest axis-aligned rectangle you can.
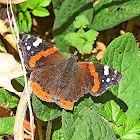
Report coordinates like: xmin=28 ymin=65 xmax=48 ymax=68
xmin=0 ymin=0 xmax=140 ymax=139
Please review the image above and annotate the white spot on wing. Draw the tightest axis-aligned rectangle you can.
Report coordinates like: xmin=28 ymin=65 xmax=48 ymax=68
xmin=106 ymin=78 xmax=110 ymax=83
xmin=33 ymin=38 xmax=42 ymax=47
xmin=114 ymin=70 xmax=118 ymax=75
xmin=26 ymin=35 xmax=31 ymax=40
xmin=31 ymin=51 xmax=34 ymax=54
xmin=25 ymin=43 xmax=27 ymax=45
xmin=27 ymin=46 xmax=31 ymax=50
xmin=104 ymin=65 xmax=109 ymax=76
xmin=102 ymin=80 xmax=104 ymax=82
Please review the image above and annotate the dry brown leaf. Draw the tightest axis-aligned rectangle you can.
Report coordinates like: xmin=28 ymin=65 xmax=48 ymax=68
xmin=14 ymin=81 xmax=33 ymax=140
xmin=24 ymin=134 xmax=31 ymax=140
xmin=0 ymin=104 xmax=13 ymax=118
xmin=96 ymin=51 xmax=105 ymax=60
xmin=24 ymin=120 xmax=36 ymax=133
xmin=0 ymin=53 xmax=23 ymax=96
xmin=120 ymin=30 xmax=126 ymax=35
xmin=0 ymin=0 xmax=28 ymax=4
xmin=0 ymin=19 xmax=17 ymax=51
xmin=96 ymin=41 xmax=106 ymax=52
xmin=92 ymin=41 xmax=107 ymax=61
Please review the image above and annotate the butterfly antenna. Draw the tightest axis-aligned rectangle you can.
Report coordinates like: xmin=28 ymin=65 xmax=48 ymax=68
xmin=68 ymin=28 xmax=72 ymax=45
xmin=69 ymin=27 xmax=78 ymax=55
xmin=7 ymin=0 xmax=34 ymax=140
xmin=79 ymin=38 xmax=96 ymax=54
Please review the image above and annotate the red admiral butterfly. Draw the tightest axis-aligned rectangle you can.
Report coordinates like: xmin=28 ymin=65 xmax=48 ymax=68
xmin=19 ymin=34 xmax=122 ymax=110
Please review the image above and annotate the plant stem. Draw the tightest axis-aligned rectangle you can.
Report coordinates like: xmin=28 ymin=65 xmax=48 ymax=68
xmin=36 ymin=117 xmax=44 ymax=140
xmin=46 ymin=120 xmax=52 ymax=140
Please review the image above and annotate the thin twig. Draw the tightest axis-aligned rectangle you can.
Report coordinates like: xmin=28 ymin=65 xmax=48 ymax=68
xmin=7 ymin=0 xmax=34 ymax=139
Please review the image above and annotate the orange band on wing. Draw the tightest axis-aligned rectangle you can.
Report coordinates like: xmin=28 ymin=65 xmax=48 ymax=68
xmin=31 ymin=81 xmax=74 ymax=110
xmin=31 ymin=81 xmax=53 ymax=102
xmin=59 ymin=100 xmax=74 ymax=110
xmin=29 ymin=47 xmax=57 ymax=68
xmin=89 ymin=62 xmax=100 ymax=92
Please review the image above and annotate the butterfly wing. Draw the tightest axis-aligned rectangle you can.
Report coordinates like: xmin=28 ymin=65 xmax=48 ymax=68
xmin=30 ymin=56 xmax=93 ymax=110
xmin=19 ymin=34 xmax=66 ymax=70
xmin=78 ymin=62 xmax=122 ymax=96
xmin=19 ymin=35 xmax=122 ymax=110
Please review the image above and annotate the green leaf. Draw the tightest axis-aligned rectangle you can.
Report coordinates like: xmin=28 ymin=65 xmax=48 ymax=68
xmin=12 ymin=5 xmax=20 ymax=12
xmin=90 ymin=54 xmax=98 ymax=63
xmin=21 ymin=19 xmax=29 ymax=33
xmin=65 ymin=29 xmax=98 ymax=55
xmin=52 ymin=128 xmax=64 ymax=140
xmin=17 ymin=11 xmax=32 ymax=33
xmin=19 ymin=1 xmax=28 ymax=12
xmin=0 ymin=88 xmax=19 ymax=108
xmin=64 ymin=29 xmax=86 ymax=53
xmin=53 ymin=0 xmax=93 ymax=51
xmin=101 ymin=33 xmax=140 ymax=120
xmin=118 ymin=120 xmax=140 ymax=140
xmin=79 ymin=30 xmax=98 ymax=54
xmin=62 ymin=97 xmax=116 ymax=140
xmin=62 ymin=52 xmax=71 ymax=58
xmin=18 ymin=12 xmax=24 ymax=21
xmin=81 ymin=30 xmax=98 ymax=53
xmin=32 ymin=7 xmax=50 ymax=17
xmin=94 ymin=0 xmax=125 ymax=11
xmin=92 ymin=0 xmax=140 ymax=31
xmin=99 ymin=100 xmax=127 ymax=126
xmin=0 ymin=117 xmax=15 ymax=136
xmin=133 ymin=15 xmax=140 ymax=27
xmin=38 ymin=0 xmax=51 ymax=7
xmin=27 ymin=0 xmax=38 ymax=9
xmin=32 ymin=94 xmax=62 ymax=121
xmin=14 ymin=75 xmax=29 ymax=87
xmin=0 ymin=39 xmax=7 ymax=53
xmin=52 ymin=0 xmax=64 ymax=15
xmin=73 ymin=15 xmax=89 ymax=29
xmin=24 ymin=11 xmax=32 ymax=32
